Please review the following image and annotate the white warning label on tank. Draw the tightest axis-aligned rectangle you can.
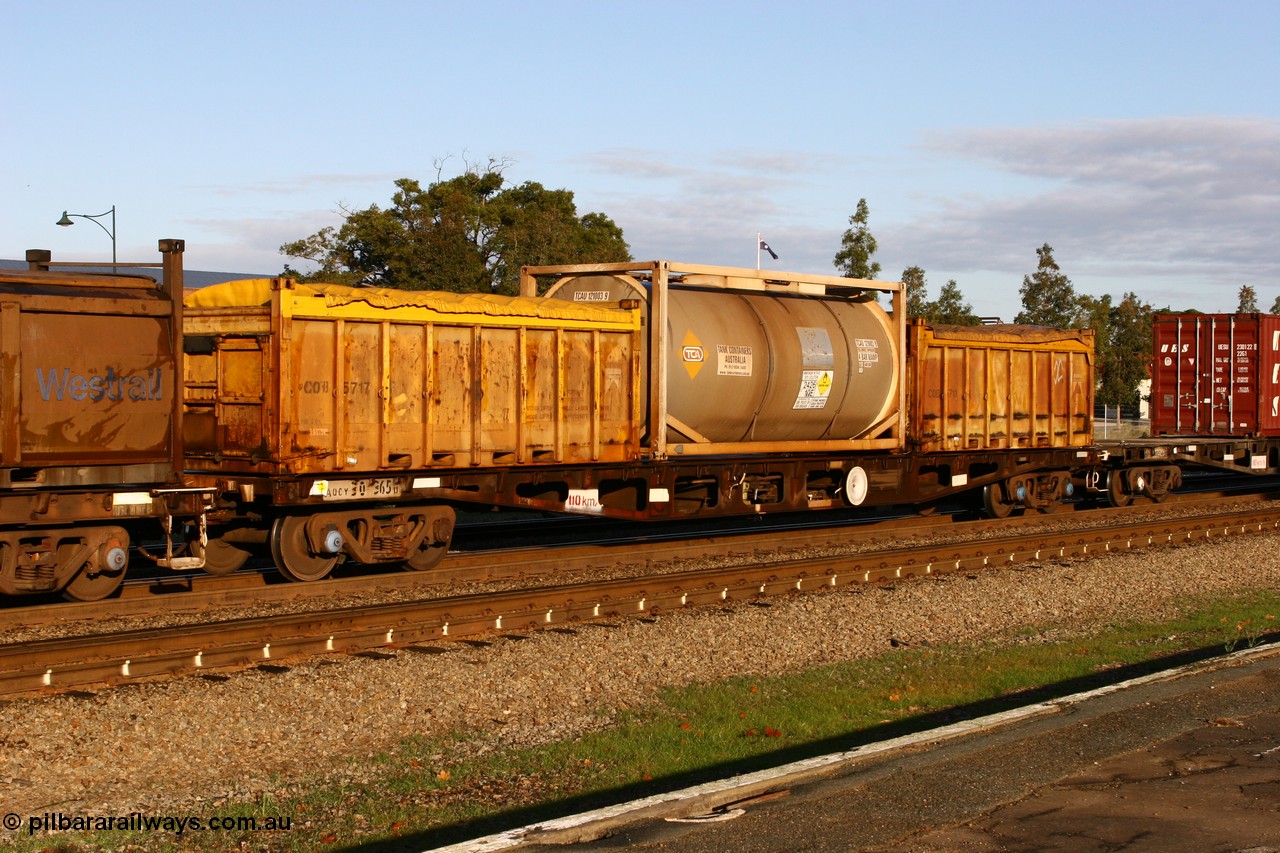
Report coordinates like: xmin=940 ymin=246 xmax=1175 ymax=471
xmin=854 ymin=338 xmax=880 ymax=365
xmin=716 ymin=344 xmax=753 ymax=376
xmin=794 ymin=369 xmax=834 ymax=409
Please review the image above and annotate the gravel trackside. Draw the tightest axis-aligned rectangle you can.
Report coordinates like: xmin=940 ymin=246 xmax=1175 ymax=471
xmin=2 ymin=532 xmax=1279 ymax=821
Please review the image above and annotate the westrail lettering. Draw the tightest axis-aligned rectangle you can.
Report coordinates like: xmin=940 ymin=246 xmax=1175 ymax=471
xmin=34 ymin=367 xmax=164 ymax=403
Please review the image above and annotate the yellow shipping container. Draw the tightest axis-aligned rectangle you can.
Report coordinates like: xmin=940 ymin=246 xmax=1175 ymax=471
xmin=183 ymin=279 xmax=643 ymax=476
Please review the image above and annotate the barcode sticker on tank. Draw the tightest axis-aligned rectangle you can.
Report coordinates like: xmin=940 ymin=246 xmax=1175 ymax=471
xmin=716 ymin=344 xmax=753 ymax=376
xmin=794 ymin=369 xmax=833 ymax=409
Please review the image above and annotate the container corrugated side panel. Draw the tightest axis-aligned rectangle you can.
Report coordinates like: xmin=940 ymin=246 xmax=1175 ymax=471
xmin=1232 ymin=317 xmax=1263 ymax=434
xmin=1260 ymin=316 xmax=1280 ymax=434
xmin=1149 ymin=316 xmax=1179 ymax=435
xmin=287 ymin=318 xmax=639 ymax=473
xmin=909 ymin=324 xmax=1093 ymax=452
xmin=188 ymin=280 xmax=642 ymax=474
xmin=1151 ymin=314 xmax=1280 ymax=437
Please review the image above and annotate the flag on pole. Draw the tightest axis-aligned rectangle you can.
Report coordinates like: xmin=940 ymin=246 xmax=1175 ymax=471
xmin=759 ymin=238 xmax=778 ymax=260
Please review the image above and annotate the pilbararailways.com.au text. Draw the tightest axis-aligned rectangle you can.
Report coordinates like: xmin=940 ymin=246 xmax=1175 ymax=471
xmin=5 ymin=811 xmax=291 ymax=836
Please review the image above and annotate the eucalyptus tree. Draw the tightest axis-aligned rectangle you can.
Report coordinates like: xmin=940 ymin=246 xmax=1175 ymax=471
xmin=281 ymin=162 xmax=630 ymax=294
xmin=1238 ymin=285 xmax=1259 ymax=313
xmin=930 ymin=279 xmax=981 ymax=325
xmin=833 ymin=198 xmax=881 ymax=281
xmin=1015 ymin=243 xmax=1077 ymax=327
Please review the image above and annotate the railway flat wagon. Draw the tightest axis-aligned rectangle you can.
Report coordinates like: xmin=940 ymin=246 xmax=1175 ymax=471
xmin=1151 ymin=313 xmax=1280 ymax=438
xmin=182 ymin=278 xmax=644 ymax=579
xmin=1 ymin=240 xmax=209 ymax=600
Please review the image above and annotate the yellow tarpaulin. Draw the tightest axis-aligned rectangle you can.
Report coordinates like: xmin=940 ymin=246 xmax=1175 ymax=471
xmin=186 ymin=278 xmax=632 ymax=324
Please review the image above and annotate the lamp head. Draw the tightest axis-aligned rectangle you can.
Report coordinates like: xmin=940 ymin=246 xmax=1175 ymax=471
xmin=56 ymin=211 xmax=74 ymax=227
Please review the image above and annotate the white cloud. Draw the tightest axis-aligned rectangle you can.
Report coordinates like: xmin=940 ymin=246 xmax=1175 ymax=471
xmin=901 ymin=117 xmax=1280 ymax=288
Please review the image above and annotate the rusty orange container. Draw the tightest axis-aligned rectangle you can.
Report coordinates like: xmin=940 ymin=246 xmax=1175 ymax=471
xmin=908 ymin=322 xmax=1094 ymax=452
xmin=183 ymin=279 xmax=643 ymax=477
xmin=1 ymin=267 xmax=180 ymax=483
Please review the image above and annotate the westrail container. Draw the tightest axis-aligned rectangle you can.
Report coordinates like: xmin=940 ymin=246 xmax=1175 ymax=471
xmin=1 ymin=260 xmax=183 ymax=484
xmin=1151 ymin=313 xmax=1280 ymax=437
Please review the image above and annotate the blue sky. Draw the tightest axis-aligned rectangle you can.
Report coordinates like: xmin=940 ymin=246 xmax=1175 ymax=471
xmin=4 ymin=0 xmax=1278 ymax=318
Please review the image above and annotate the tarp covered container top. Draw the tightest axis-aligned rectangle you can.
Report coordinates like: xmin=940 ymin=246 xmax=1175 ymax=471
xmin=1151 ymin=313 xmax=1280 ymax=437
xmin=907 ymin=322 xmax=1095 ymax=453
xmin=182 ymin=278 xmax=644 ymax=475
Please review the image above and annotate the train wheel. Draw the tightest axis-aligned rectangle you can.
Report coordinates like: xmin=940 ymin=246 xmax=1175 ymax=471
xmin=982 ymin=484 xmax=1015 ymax=519
xmin=270 ymin=517 xmax=338 ymax=582
xmin=61 ymin=540 xmax=128 ymax=602
xmin=404 ymin=507 xmax=455 ymax=572
xmin=404 ymin=539 xmax=448 ymax=571
xmin=201 ymin=537 xmax=253 ymax=575
xmin=1106 ymin=472 xmax=1133 ymax=508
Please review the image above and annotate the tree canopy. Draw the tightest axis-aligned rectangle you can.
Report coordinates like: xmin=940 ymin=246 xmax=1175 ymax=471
xmin=900 ymin=265 xmax=980 ymax=325
xmin=1015 ymin=244 xmax=1077 ymax=327
xmin=833 ymin=199 xmax=881 ymax=281
xmin=929 ymin=279 xmax=981 ymax=325
xmin=280 ymin=163 xmax=631 ymax=294
xmin=1103 ymin=292 xmax=1154 ymax=409
xmin=1238 ymin=285 xmax=1259 ymax=313
xmin=901 ymin=265 xmax=928 ymax=317
xmin=1073 ymin=290 xmax=1154 ymax=409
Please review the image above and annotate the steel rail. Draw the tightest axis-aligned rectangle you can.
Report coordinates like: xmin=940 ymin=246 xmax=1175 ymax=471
xmin=4 ymin=505 xmax=1280 ymax=698
xmin=4 ymin=485 xmax=1276 ymax=634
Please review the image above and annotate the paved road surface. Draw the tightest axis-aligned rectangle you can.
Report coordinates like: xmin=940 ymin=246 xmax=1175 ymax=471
xmin=509 ymin=645 xmax=1280 ymax=852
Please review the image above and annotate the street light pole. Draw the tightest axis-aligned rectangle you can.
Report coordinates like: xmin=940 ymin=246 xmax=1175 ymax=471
xmin=56 ymin=205 xmax=116 ymax=269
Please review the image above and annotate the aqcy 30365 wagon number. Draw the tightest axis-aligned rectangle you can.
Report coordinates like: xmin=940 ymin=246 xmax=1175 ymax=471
xmin=313 ymin=478 xmax=404 ymax=501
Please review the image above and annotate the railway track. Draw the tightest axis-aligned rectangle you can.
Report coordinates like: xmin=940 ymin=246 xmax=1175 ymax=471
xmin=3 ymin=484 xmax=1275 ymax=635
xmin=4 ymin=501 xmax=1280 ymax=698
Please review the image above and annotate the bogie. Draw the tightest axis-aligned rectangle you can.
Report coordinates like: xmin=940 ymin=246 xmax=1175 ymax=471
xmin=266 ymin=505 xmax=457 ymax=582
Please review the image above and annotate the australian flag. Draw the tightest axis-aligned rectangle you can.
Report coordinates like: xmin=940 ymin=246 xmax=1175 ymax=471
xmin=759 ymin=238 xmax=779 ymax=260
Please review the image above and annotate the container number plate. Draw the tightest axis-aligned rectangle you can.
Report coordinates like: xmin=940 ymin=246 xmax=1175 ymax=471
xmin=312 ymin=478 xmax=404 ymax=501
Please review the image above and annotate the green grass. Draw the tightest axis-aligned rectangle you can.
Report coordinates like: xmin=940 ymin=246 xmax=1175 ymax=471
xmin=12 ymin=589 xmax=1279 ymax=852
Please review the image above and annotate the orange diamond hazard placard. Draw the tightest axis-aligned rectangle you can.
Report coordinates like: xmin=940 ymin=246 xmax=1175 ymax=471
xmin=680 ymin=330 xmax=706 ymax=379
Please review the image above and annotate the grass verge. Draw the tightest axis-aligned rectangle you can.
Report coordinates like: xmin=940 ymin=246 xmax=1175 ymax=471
xmin=13 ymin=588 xmax=1280 ymax=852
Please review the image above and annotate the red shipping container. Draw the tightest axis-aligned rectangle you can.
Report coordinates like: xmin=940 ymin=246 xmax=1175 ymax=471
xmin=1151 ymin=313 xmax=1280 ymax=436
